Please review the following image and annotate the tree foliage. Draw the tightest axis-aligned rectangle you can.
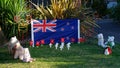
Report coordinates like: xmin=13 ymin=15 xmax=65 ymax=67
xmin=110 ymin=3 xmax=120 ymax=22
xmin=91 ymin=0 xmax=107 ymax=17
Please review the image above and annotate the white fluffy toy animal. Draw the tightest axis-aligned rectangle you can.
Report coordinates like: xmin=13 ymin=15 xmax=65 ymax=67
xmin=60 ymin=42 xmax=64 ymax=51
xmin=66 ymin=42 xmax=71 ymax=50
xmin=49 ymin=43 xmax=52 ymax=48
xmin=105 ymin=36 xmax=115 ymax=48
xmin=97 ymin=33 xmax=106 ymax=48
xmin=55 ymin=43 xmax=59 ymax=49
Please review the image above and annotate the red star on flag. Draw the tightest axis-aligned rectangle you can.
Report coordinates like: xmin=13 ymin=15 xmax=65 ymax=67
xmin=61 ymin=28 xmax=64 ymax=31
xmin=67 ymin=22 xmax=70 ymax=25
xmin=71 ymin=26 xmax=74 ymax=30
xmin=66 ymin=37 xmax=69 ymax=40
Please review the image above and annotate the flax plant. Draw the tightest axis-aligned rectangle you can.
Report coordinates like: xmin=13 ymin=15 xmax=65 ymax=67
xmin=0 ymin=0 xmax=30 ymax=39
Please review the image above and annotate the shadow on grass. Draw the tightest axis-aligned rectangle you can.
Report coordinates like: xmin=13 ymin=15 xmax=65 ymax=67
xmin=0 ymin=47 xmax=23 ymax=64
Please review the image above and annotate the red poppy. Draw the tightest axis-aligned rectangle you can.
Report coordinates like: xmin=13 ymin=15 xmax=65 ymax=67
xmin=29 ymin=40 xmax=33 ymax=46
xmin=50 ymin=39 xmax=54 ymax=44
xmin=61 ymin=38 xmax=65 ymax=42
xmin=79 ymin=37 xmax=85 ymax=43
xmin=36 ymin=41 xmax=40 ymax=47
xmin=41 ymin=40 xmax=45 ymax=44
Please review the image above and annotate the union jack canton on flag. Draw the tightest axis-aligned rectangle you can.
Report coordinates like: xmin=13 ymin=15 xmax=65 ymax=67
xmin=31 ymin=19 xmax=80 ymax=47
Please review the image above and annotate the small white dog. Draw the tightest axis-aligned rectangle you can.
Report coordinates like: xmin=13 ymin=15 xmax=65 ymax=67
xmin=4 ymin=36 xmax=21 ymax=55
xmin=14 ymin=44 xmax=24 ymax=60
xmin=5 ymin=36 xmax=35 ymax=62
xmin=97 ymin=33 xmax=106 ymax=48
xmin=22 ymin=48 xmax=35 ymax=63
xmin=14 ymin=47 xmax=35 ymax=62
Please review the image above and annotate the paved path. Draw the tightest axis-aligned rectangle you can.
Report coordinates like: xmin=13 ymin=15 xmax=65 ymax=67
xmin=95 ymin=19 xmax=120 ymax=43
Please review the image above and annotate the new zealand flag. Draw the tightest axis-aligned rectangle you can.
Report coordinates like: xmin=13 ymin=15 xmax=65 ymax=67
xmin=31 ymin=19 xmax=80 ymax=47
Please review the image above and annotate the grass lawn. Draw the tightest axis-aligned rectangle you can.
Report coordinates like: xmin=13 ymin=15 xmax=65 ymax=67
xmin=0 ymin=42 xmax=120 ymax=68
